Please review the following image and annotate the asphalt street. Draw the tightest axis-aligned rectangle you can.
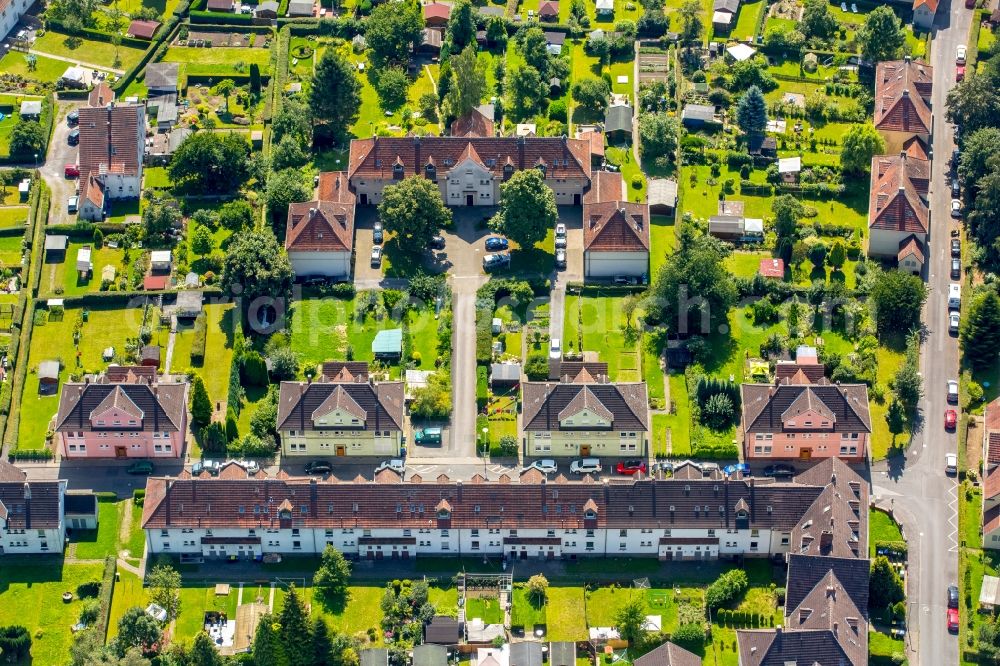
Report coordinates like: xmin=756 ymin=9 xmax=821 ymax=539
xmin=871 ymin=3 xmax=970 ymax=663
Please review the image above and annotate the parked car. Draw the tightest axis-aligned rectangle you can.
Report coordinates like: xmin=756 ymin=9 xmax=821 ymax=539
xmin=949 ymin=311 xmax=961 ymax=333
xmin=126 ymin=461 xmax=153 ymax=475
xmin=64 ymin=164 xmax=79 ymax=178
xmin=67 ymin=196 xmax=79 ymax=214
xmin=952 ymin=178 xmax=961 ymax=197
xmin=555 ymin=248 xmax=566 ymax=269
xmin=414 ymin=427 xmax=443 ymax=445
xmin=483 ymin=253 xmax=510 ymax=271
xmin=555 ymin=223 xmax=567 ymax=238
xmin=554 ymin=235 xmax=567 ymax=249
xmin=304 ymin=461 xmax=332 ymax=475
xmin=67 ymin=110 xmax=79 ymax=125
xmin=951 ymin=199 xmax=963 ymax=218
xmin=951 ymin=258 xmax=961 ymax=279
xmin=570 ymin=458 xmax=602 ymax=474
xmin=951 ymin=149 xmax=961 ymax=171
xmin=549 ymin=337 xmax=561 ymax=360
xmin=484 ymin=236 xmax=509 ymax=251
xmin=948 ymin=585 xmax=959 ymax=609
xmin=616 ymin=460 xmax=647 ymax=475
xmin=231 ymin=459 xmax=260 ymax=474
xmin=945 ymin=409 xmax=958 ymax=430
xmin=948 ymin=607 xmax=960 ymax=633
xmin=429 ymin=235 xmax=446 ymax=249
xmin=951 ymin=238 xmax=961 ymax=257
xmin=957 ymin=44 xmax=967 ymax=64
xmin=191 ymin=460 xmax=221 ymax=476
xmin=370 ymin=246 xmax=382 ymax=266
xmin=375 ymin=459 xmax=405 ymax=474
xmin=946 ymin=453 xmax=959 ymax=475
xmin=763 ymin=464 xmax=795 ymax=478
xmin=528 ymin=459 xmax=558 ymax=474
xmin=957 ymin=65 xmax=966 ymax=82
xmin=947 ymin=379 xmax=960 ymax=404
xmin=723 ymin=463 xmax=750 ymax=476
xmin=68 ymin=129 xmax=79 ymax=145
xmin=373 ymin=228 xmax=384 ymax=244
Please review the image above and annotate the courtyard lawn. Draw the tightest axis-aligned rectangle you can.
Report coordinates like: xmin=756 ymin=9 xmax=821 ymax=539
xmin=124 ymin=501 xmax=146 ymax=559
xmin=509 ymin=228 xmax=555 ymax=277
xmin=869 ymin=508 xmax=905 ymax=557
xmin=566 ymin=291 xmax=642 ymax=381
xmin=39 ymin=242 xmax=128 ymax=297
xmin=0 ymin=206 xmax=30 ymax=229
xmin=70 ymin=497 xmax=124 ymax=560
xmin=871 ymin=343 xmax=906 ymax=459
xmin=0 ymin=234 xmax=24 ymax=268
xmin=732 ymin=0 xmax=765 ymax=39
xmin=107 ymin=0 xmax=183 ymax=20
xmin=511 ymin=588 xmax=546 ymax=630
xmin=649 ymin=214 xmax=676 ymax=275
xmin=144 ymin=167 xmax=172 ymax=190
xmin=174 ymin=584 xmax=240 ymax=641
xmin=32 ymin=31 xmax=147 ymax=71
xmin=18 ymin=305 xmax=145 ymax=449
xmin=546 ymin=586 xmax=587 ymax=641
xmin=466 ymin=596 xmax=504 ymax=624
xmin=199 ymin=303 xmax=235 ymax=406
xmin=0 ymin=51 xmax=70 ymax=82
xmin=657 ymin=373 xmax=691 ymax=456
xmin=606 ymin=147 xmax=645 ymax=203
xmin=107 ymin=568 xmax=144 ymax=640
xmin=0 ymin=561 xmax=106 ymax=664
xmin=325 ymin=585 xmax=385 ymax=637
xmin=586 ymin=587 xmax=680 ymax=632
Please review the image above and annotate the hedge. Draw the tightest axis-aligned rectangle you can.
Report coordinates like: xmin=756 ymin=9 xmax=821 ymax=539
xmin=46 ymin=222 xmax=128 ymax=237
xmin=476 ymin=365 xmax=489 ymax=409
xmin=9 ymin=448 xmax=54 ymax=460
xmin=874 ymin=539 xmax=908 ymax=557
xmin=41 ymin=22 xmax=153 ymax=50
xmin=264 ymin=26 xmax=292 ymax=123
xmin=191 ymin=312 xmax=208 ymax=363
xmin=95 ymin=556 xmax=117 ymax=637
xmin=190 ymin=10 xmax=256 ymax=24
xmin=55 ymin=89 xmax=92 ymax=101
xmin=225 ymin=330 xmax=245 ymax=416
xmin=184 ymin=22 xmax=275 ymax=33
xmin=133 ymin=489 xmax=146 ymax=505
xmin=476 ymin=301 xmax=494 ymax=364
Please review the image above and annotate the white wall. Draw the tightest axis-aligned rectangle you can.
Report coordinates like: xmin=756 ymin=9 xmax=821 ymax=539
xmin=290 ymin=251 xmax=351 ymax=278
xmin=585 ymin=251 xmax=649 ymax=278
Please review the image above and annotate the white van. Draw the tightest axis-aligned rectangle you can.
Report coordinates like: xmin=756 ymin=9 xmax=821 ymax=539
xmin=948 ymin=283 xmax=961 ymax=309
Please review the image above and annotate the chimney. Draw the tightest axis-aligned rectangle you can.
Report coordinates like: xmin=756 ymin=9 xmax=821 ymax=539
xmin=820 ymin=529 xmax=833 ymax=551
xmin=22 ymin=482 xmax=31 ymax=500
xmin=904 ymin=55 xmax=911 ymax=63
xmin=309 ymin=207 xmax=316 ymax=218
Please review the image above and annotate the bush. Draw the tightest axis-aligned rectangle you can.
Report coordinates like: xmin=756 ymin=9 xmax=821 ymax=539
xmin=705 ymin=569 xmax=748 ymax=609
xmin=0 ymin=626 xmax=31 ymax=662
xmin=671 ymin=623 xmax=706 ymax=651
xmin=76 ymin=581 xmax=101 ymax=598
xmin=241 ymin=350 xmax=269 ymax=386
xmin=476 ymin=366 xmax=489 ymax=408
xmin=524 ymin=354 xmax=548 ymax=380
xmin=133 ymin=489 xmax=145 ymax=506
xmin=190 ymin=312 xmax=207 ymax=364
xmin=496 ymin=435 xmax=518 ymax=457
xmin=79 ymin=599 xmax=101 ymax=626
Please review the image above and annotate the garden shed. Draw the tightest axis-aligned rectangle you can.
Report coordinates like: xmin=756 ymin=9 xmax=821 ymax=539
xmin=648 ymin=179 xmax=677 ymax=216
xmin=424 ymin=616 xmax=460 ymax=645
xmin=140 ymin=345 xmax=161 ymax=368
xmin=726 ymin=43 xmax=756 ymax=62
xmin=44 ymin=235 xmax=68 ymax=261
xmin=413 ymin=644 xmax=448 ymax=666
xmin=150 ymin=250 xmax=172 ymax=272
xmin=604 ymin=104 xmax=633 ymax=144
xmin=360 ymin=649 xmax=389 ymax=666
xmin=490 ymin=363 xmax=521 ymax=388
xmin=982 ymin=575 xmax=1000 ymax=610
xmin=19 ymin=100 xmax=41 ymax=120
xmin=803 ymin=52 xmax=819 ymax=73
xmin=548 ymin=643 xmax=576 ymax=666
xmin=510 ymin=642 xmax=543 ymax=666
xmin=64 ymin=492 xmax=98 ymax=530
xmin=287 ymin=0 xmax=314 ymax=16
xmin=76 ymin=246 xmax=92 ymax=276
xmin=38 ymin=360 xmax=60 ymax=394
xmin=372 ymin=329 xmax=403 ymax=360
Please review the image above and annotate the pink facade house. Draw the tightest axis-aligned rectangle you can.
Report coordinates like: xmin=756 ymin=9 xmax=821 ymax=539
xmin=740 ymin=368 xmax=871 ymax=464
xmin=54 ymin=367 xmax=189 ymax=459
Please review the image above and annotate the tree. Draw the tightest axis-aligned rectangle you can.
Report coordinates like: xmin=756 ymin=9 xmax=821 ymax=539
xmin=772 ymin=194 xmax=804 ymax=240
xmin=251 ymin=615 xmax=281 ymax=666
xmin=142 ymin=204 xmax=181 ymax=245
xmin=378 ymin=177 xmax=452 ymax=251
xmin=571 ymin=78 xmax=611 ymax=115
xmin=970 ymin=166 xmax=1000 ymax=266
xmin=840 ymin=123 xmax=886 ymax=174
xmin=958 ymin=127 xmax=1000 ymax=194
xmin=366 ymin=2 xmax=423 ymax=68
xmin=808 ymin=242 xmax=828 ymax=270
xmin=486 ymin=15 xmax=507 ymax=46
xmin=946 ymin=73 xmax=1000 ymax=137
xmin=272 ymin=134 xmax=309 ymax=170
xmin=730 ymin=56 xmax=777 ymax=92
xmin=191 ymin=225 xmax=213 ymax=256
xmin=961 ymin=290 xmax=1000 ymax=370
xmin=526 ymin=574 xmax=549 ymax=602
xmin=703 ymin=393 xmax=735 ymax=429
xmin=524 ymin=355 xmax=549 ymax=380
xmin=801 ymin=0 xmax=838 ymax=39
xmin=189 ymin=632 xmax=223 ymax=666
xmin=0 ymin=626 xmax=31 ymax=662
xmin=249 ymin=62 xmax=262 ymax=96
xmin=190 ymin=375 xmax=212 ymax=427
xmin=639 ymin=112 xmax=678 ymax=162
xmin=8 ymin=121 xmax=45 ymax=160
xmin=519 ymin=27 xmax=550 ymax=76
xmin=892 ymin=334 xmax=923 ymax=411
xmin=265 ymin=168 xmax=310 ymax=219
xmin=268 ymin=347 xmax=300 ymax=381
xmin=614 ymin=597 xmax=647 ymax=646
xmin=114 ymin=607 xmax=162 ymax=657
xmin=169 ymin=132 xmax=250 ymax=194
xmin=858 ymin=5 xmax=905 ymax=64
xmin=218 ymin=199 xmax=255 ymax=231
xmin=828 ymin=240 xmax=847 ymax=270
xmin=279 ymin=585 xmax=311 ymax=664
xmin=869 ymin=270 xmax=926 ymax=336
xmin=649 ymin=228 xmax=737 ymax=334
xmin=491 ymin=169 xmax=558 ymax=248
xmin=273 ymin=97 xmax=313 ymax=145
xmin=447 ymin=0 xmax=475 ymax=49
xmin=215 ymin=79 xmax=235 ymax=114
xmin=670 ymin=624 xmax=706 ymax=652
xmin=374 ymin=67 xmax=409 ymax=110
xmin=507 ymin=65 xmax=547 ymax=120
xmin=677 ymin=0 xmax=703 ymax=44
xmin=410 ymin=371 xmax=452 ymax=419
xmin=309 ymin=48 xmax=362 ymax=140
xmin=221 ymin=229 xmax=294 ymax=306
xmin=147 ymin=564 xmax=181 ymax=622
xmin=446 ymin=45 xmax=486 ymax=119
xmin=313 ymin=545 xmax=352 ymax=601
xmin=870 ymin=555 xmax=905 ymax=608
xmin=886 ymin=399 xmax=905 ymax=441
xmin=706 ymin=569 xmax=749 ymax=609
xmin=310 ymin=617 xmax=334 ymax=666
xmin=735 ymin=85 xmax=767 ymax=138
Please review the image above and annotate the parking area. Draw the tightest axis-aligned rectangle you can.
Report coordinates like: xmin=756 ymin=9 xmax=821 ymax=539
xmin=39 ymin=101 xmax=83 ymax=226
xmin=560 ymin=207 xmax=583 ymax=281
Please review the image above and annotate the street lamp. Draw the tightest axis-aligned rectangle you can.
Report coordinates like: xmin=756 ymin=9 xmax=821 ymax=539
xmin=33 ymin=153 xmax=38 ymax=168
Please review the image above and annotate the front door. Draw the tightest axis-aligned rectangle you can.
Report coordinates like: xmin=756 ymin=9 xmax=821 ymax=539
xmin=799 ymin=448 xmax=812 ymax=461
xmin=580 ymin=444 xmax=591 ymax=456
xmin=115 ymin=447 xmax=127 ymax=458
xmin=360 ymin=193 xmax=368 ymax=205
xmin=520 ymin=549 xmax=527 ymax=560
xmin=574 ymin=194 xmax=581 ymax=205
xmin=466 ymin=194 xmax=474 ymax=206
xmin=336 ymin=445 xmax=346 ymax=456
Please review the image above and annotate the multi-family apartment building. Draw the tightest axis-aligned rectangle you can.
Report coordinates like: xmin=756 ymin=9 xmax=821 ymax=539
xmin=277 ymin=363 xmax=404 ymax=458
xmin=54 ymin=367 xmax=189 ymax=459
xmin=873 ymin=57 xmax=933 ymax=153
xmin=77 ymin=103 xmax=146 ymax=221
xmin=0 ymin=461 xmax=67 ymax=555
xmin=140 ymin=457 xmax=861 ymax=562
xmin=867 ymin=150 xmax=930 ymax=269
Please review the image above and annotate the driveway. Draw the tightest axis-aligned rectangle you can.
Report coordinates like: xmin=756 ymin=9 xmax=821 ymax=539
xmin=40 ymin=100 xmax=84 ymax=226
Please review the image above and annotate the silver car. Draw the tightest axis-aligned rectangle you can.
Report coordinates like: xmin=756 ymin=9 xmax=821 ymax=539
xmin=570 ymin=458 xmax=602 ymax=474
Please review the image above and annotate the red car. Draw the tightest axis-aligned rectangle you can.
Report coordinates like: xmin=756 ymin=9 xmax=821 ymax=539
xmin=64 ymin=164 xmax=79 ymax=178
xmin=948 ymin=607 xmax=960 ymax=633
xmin=945 ymin=409 xmax=958 ymax=430
xmin=616 ymin=460 xmax=647 ymax=475
xmin=957 ymin=65 xmax=966 ymax=82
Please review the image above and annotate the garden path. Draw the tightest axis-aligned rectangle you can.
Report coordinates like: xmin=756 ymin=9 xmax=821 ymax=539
xmin=27 ymin=49 xmax=124 ymax=75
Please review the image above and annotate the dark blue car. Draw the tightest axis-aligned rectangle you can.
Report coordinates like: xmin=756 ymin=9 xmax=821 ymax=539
xmin=485 ymin=236 xmax=509 ymax=251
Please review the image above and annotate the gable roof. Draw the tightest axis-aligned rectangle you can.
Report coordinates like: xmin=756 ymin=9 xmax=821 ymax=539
xmin=88 ymin=82 xmax=115 ymax=107
xmin=583 ymin=201 xmax=650 ymax=252
xmin=869 ymin=153 xmax=930 ymax=234
xmin=423 ymin=2 xmax=451 ymax=19
xmin=785 ymin=554 xmax=870 ymax=618
xmin=538 ymin=0 xmax=559 ymax=15
xmin=737 ymin=628 xmax=859 ymax=666
xmin=90 ymin=385 xmax=145 ymax=421
xmin=0 ymin=475 xmax=64 ymax=530
xmin=277 ymin=380 xmax=404 ymax=433
xmin=774 ymin=361 xmax=825 ymax=384
xmin=913 ymin=0 xmax=939 ymax=12
xmin=522 ymin=381 xmax=648 ymax=432
xmin=713 ymin=0 xmax=739 ymax=11
xmin=55 ymin=375 xmax=187 ymax=433
xmin=78 ymin=104 xmax=143 ymax=212
xmin=451 ymin=107 xmax=495 ymax=138
xmin=741 ymin=382 xmax=872 ymax=434
xmin=320 ymin=361 xmax=370 ymax=383
xmin=874 ymin=59 xmax=933 ymax=135
xmin=145 ymin=62 xmax=179 ymax=89
xmin=127 ymin=19 xmax=160 ymax=39
xmin=632 ymin=641 xmax=700 ymax=666
xmin=285 ymin=201 xmax=355 ymax=253
xmin=898 ymin=235 xmax=925 ymax=263
xmin=349 ymin=136 xmax=590 ymax=182
xmin=605 ymin=105 xmax=633 ymax=133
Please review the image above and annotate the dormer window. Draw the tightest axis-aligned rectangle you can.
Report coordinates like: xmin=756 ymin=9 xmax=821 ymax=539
xmin=536 ymin=163 xmax=546 ymax=175
xmin=425 ymin=163 xmax=436 ymax=179
xmin=392 ymin=164 xmax=404 ymax=180
xmin=438 ymin=509 xmax=450 ymax=519
xmin=584 ymin=509 xmax=596 ymax=519
xmin=503 ymin=164 xmax=514 ymax=179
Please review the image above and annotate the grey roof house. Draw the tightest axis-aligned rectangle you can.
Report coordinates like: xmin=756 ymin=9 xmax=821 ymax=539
xmin=144 ymin=63 xmax=179 ymax=93
xmin=681 ymin=104 xmax=718 ymax=127
xmin=605 ymin=104 xmax=633 ymax=141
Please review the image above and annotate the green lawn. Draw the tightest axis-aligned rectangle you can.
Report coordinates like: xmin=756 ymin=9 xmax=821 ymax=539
xmin=0 ymin=206 xmax=29 ymax=229
xmin=107 ymin=568 xmax=144 ymax=639
xmin=33 ymin=30 xmax=147 ymax=71
xmin=869 ymin=508 xmax=904 ymax=557
xmin=466 ymin=596 xmax=504 ymax=624
xmin=144 ymin=167 xmax=172 ymax=190
xmin=586 ymin=587 xmax=680 ymax=632
xmin=656 ymin=373 xmax=691 ymax=456
xmin=0 ymin=234 xmax=24 ymax=268
xmin=871 ymin=343 xmax=905 ymax=459
xmin=108 ymin=0 xmax=183 ymax=20
xmin=0 ymin=561 xmax=106 ymax=664
xmin=71 ymin=497 xmax=124 ymax=560
xmin=18 ymin=305 xmax=145 ymax=449
xmin=124 ymin=501 xmax=146 ymax=559
xmin=565 ymin=291 xmax=641 ymax=380
xmin=731 ymin=0 xmax=765 ymax=39
xmin=649 ymin=215 xmax=676 ymax=275
xmin=546 ymin=586 xmax=587 ymax=641
xmin=325 ymin=585 xmax=385 ymax=637
xmin=174 ymin=584 xmax=240 ymax=640
xmin=511 ymin=588 xmax=546 ymax=629
xmin=40 ymin=242 xmax=128 ymax=297
xmin=162 ymin=46 xmax=271 ymax=68
xmin=0 ymin=51 xmax=71 ymax=82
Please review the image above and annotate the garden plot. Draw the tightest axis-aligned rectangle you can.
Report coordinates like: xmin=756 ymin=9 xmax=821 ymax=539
xmin=161 ymin=46 xmax=271 ymax=79
xmin=32 ymin=30 xmax=148 ymax=72
xmin=564 ymin=290 xmax=642 ymax=381
xmin=184 ymin=31 xmax=270 ymax=48
xmin=0 ymin=51 xmax=71 ymax=84
xmin=638 ymin=51 xmax=670 ymax=85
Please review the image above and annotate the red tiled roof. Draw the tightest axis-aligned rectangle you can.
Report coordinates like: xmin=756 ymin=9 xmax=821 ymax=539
xmin=285 ymin=201 xmax=354 ymax=253
xmin=759 ymin=258 xmax=784 ymax=278
xmin=88 ymin=82 xmax=115 ymax=108
xmin=538 ymin=0 xmax=559 ymax=15
xmin=424 ymin=2 xmax=451 ymax=20
xmin=868 ymin=153 xmax=930 ymax=234
xmin=206 ymin=0 xmax=232 ymax=9
xmin=988 ymin=432 xmax=1000 ymax=465
xmin=78 ymin=105 xmax=142 ymax=215
xmin=144 ymin=275 xmax=169 ymax=290
xmin=986 ymin=397 xmax=1000 ymax=432
xmin=874 ymin=59 xmax=933 ymax=135
xmin=986 ymin=467 xmax=1000 ymax=502
xmin=584 ymin=170 xmax=623 ymax=203
xmin=986 ymin=504 xmax=1000 ymax=535
xmin=913 ymin=0 xmax=938 ymax=11
xmin=583 ymin=201 xmax=649 ymax=252
xmin=897 ymin=235 xmax=924 ymax=263
xmin=902 ymin=136 xmax=929 ymax=160
xmin=451 ymin=108 xmax=495 ymax=138
xmin=348 ymin=136 xmax=591 ymax=182
xmin=127 ymin=20 xmax=160 ymax=39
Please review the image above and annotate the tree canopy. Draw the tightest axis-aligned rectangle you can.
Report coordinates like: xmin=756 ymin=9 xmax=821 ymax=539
xmin=946 ymin=70 xmax=1000 ymax=136
xmin=801 ymin=0 xmax=839 ymax=39
xmin=366 ymin=2 xmax=424 ymax=68
xmin=639 ymin=112 xmax=679 ymax=163
xmin=962 ymin=289 xmax=1000 ymax=370
xmin=313 ymin=545 xmax=352 ymax=601
xmin=113 ymin=607 xmax=162 ymax=657
xmin=490 ymin=169 xmax=558 ymax=248
xmin=869 ymin=270 xmax=926 ymax=336
xmin=506 ymin=65 xmax=547 ymax=120
xmin=378 ymin=176 xmax=453 ymax=251
xmin=309 ymin=47 xmax=362 ymax=140
xmin=677 ymin=0 xmax=703 ymax=44
xmin=571 ymin=78 xmax=612 ymax=115
xmin=840 ymin=122 xmax=885 ymax=174
xmin=858 ymin=5 xmax=905 ymax=64
xmin=221 ymin=229 xmax=293 ymax=308
xmin=8 ymin=121 xmax=46 ymax=160
xmin=447 ymin=0 xmax=476 ymax=50
xmin=446 ymin=46 xmax=486 ymax=119
xmin=168 ymin=132 xmax=250 ymax=194
xmin=735 ymin=85 xmax=767 ymax=137
xmin=265 ymin=168 xmax=311 ymax=219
